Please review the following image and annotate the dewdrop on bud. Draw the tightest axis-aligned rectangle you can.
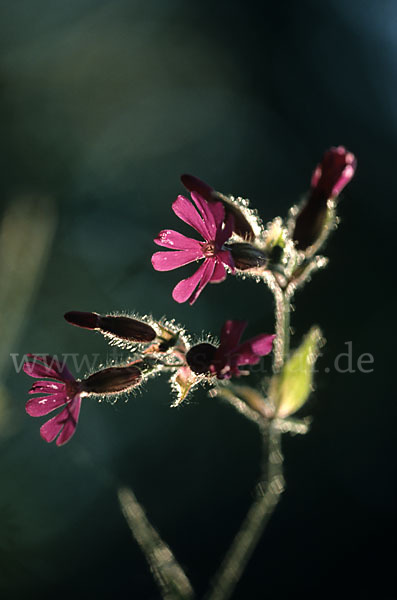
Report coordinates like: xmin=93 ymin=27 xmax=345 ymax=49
xmin=64 ymin=311 xmax=156 ymax=343
xmin=81 ymin=365 xmax=142 ymax=395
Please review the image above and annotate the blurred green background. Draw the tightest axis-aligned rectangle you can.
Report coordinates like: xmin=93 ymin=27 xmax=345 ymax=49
xmin=0 ymin=1 xmax=394 ymax=598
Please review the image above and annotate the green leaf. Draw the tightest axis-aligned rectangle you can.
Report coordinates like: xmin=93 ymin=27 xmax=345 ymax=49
xmin=271 ymin=327 xmax=323 ymax=418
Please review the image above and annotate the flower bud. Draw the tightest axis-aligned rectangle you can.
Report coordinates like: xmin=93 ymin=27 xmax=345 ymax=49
xmin=227 ymin=243 xmax=268 ymax=271
xmin=293 ymin=146 xmax=356 ymax=250
xmin=81 ymin=365 xmax=142 ymax=395
xmin=181 ymin=174 xmax=256 ymax=241
xmin=186 ymin=343 xmax=217 ymax=375
xmin=64 ymin=311 xmax=156 ymax=343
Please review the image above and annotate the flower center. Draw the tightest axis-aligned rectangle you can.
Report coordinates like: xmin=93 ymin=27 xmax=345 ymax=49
xmin=65 ymin=380 xmax=81 ymax=399
xmin=202 ymin=241 xmax=216 ymax=258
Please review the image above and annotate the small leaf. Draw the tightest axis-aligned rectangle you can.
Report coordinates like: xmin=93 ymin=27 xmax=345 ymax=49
xmin=271 ymin=327 xmax=323 ymax=418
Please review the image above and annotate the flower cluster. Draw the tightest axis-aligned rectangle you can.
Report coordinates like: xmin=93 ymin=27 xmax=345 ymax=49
xmin=23 ymin=312 xmax=274 ymax=444
xmin=22 ymin=146 xmax=356 ymax=446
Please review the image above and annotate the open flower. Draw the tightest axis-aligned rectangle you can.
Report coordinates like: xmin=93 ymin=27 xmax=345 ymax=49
xmin=152 ymin=192 xmax=235 ymax=305
xmin=24 ymin=354 xmax=82 ymax=446
xmin=186 ymin=320 xmax=275 ymax=380
xmin=24 ymin=355 xmax=142 ymax=446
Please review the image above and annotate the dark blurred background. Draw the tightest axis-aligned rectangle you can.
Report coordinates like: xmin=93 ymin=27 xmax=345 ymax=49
xmin=0 ymin=1 xmax=395 ymax=599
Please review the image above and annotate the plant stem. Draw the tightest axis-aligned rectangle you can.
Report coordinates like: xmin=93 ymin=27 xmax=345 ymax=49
xmin=273 ymin=284 xmax=290 ymax=373
xmin=204 ymin=426 xmax=284 ymax=600
xmin=204 ymin=282 xmax=290 ymax=600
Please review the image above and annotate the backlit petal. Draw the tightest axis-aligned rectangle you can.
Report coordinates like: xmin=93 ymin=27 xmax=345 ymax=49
xmin=236 ymin=334 xmax=276 ymax=365
xmin=154 ymin=230 xmax=202 ymax=251
xmin=190 ymin=192 xmax=217 ymax=238
xmin=172 ymin=195 xmax=209 ymax=240
xmin=219 ymin=320 xmax=247 ymax=353
xmin=56 ymin=397 xmax=82 ymax=446
xmin=188 ymin=259 xmax=216 ymax=305
xmin=217 ymin=249 xmax=235 ymax=272
xmin=151 ymin=249 xmax=203 ymax=271
xmin=210 ymin=261 xmax=226 ymax=283
xmin=26 ymin=393 xmax=68 ymax=417
xmin=29 ymin=381 xmax=65 ymax=394
xmin=39 ymin=396 xmax=81 ymax=445
xmin=216 ymin=213 xmax=235 ymax=247
xmin=172 ymin=260 xmax=210 ymax=304
xmin=24 ymin=355 xmax=74 ymax=382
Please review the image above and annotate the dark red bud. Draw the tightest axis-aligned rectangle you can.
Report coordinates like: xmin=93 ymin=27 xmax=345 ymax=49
xmin=186 ymin=343 xmax=217 ymax=375
xmin=293 ymin=146 xmax=356 ymax=250
xmin=81 ymin=365 xmax=142 ymax=394
xmin=64 ymin=311 xmax=99 ymax=329
xmin=99 ymin=316 xmax=156 ymax=342
xmin=64 ymin=311 xmax=156 ymax=343
xmin=227 ymin=243 xmax=268 ymax=271
xmin=181 ymin=174 xmax=255 ymax=241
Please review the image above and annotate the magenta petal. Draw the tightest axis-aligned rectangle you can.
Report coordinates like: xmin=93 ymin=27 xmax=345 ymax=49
xmin=151 ymin=249 xmax=203 ymax=271
xmin=172 ymin=195 xmax=209 ymax=240
xmin=56 ymin=397 xmax=82 ymax=446
xmin=219 ymin=320 xmax=247 ymax=353
xmin=26 ymin=393 xmax=68 ymax=417
xmin=154 ymin=230 xmax=202 ymax=251
xmin=217 ymin=249 xmax=235 ymax=273
xmin=210 ymin=261 xmax=226 ymax=283
xmin=207 ymin=200 xmax=226 ymax=230
xmin=235 ymin=334 xmax=276 ymax=366
xmin=27 ymin=354 xmax=75 ymax=381
xmin=39 ymin=396 xmax=81 ymax=445
xmin=247 ymin=333 xmax=276 ymax=356
xmin=29 ymin=381 xmax=65 ymax=394
xmin=24 ymin=361 xmax=65 ymax=381
xmin=40 ymin=412 xmax=65 ymax=443
xmin=190 ymin=192 xmax=217 ymax=239
xmin=216 ymin=213 xmax=235 ymax=247
xmin=172 ymin=260 xmax=209 ymax=304
xmin=188 ymin=259 xmax=216 ymax=305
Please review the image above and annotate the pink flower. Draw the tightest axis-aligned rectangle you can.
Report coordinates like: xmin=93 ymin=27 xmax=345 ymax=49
xmin=152 ymin=192 xmax=235 ymax=305
xmin=186 ymin=320 xmax=275 ymax=380
xmin=24 ymin=355 xmax=143 ymax=446
xmin=24 ymin=355 xmax=82 ymax=446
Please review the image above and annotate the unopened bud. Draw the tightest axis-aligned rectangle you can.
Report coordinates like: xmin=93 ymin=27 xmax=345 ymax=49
xmin=186 ymin=343 xmax=217 ymax=375
xmin=293 ymin=146 xmax=356 ymax=250
xmin=227 ymin=243 xmax=268 ymax=271
xmin=181 ymin=174 xmax=256 ymax=241
xmin=64 ymin=311 xmax=156 ymax=343
xmin=81 ymin=365 xmax=142 ymax=395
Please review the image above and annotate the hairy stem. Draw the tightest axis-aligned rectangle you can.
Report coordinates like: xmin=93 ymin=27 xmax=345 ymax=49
xmin=273 ymin=285 xmax=290 ymax=372
xmin=204 ymin=282 xmax=290 ymax=600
